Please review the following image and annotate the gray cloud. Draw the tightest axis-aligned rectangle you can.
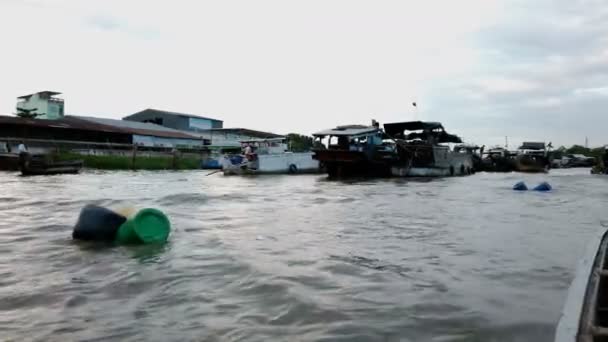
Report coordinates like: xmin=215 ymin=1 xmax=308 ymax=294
xmin=87 ymin=14 xmax=122 ymax=31
xmin=428 ymin=0 xmax=608 ymax=147
xmin=86 ymin=14 xmax=160 ymax=39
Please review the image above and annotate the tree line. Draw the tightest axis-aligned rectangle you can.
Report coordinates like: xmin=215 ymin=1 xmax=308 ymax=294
xmin=549 ymin=145 xmax=606 ymax=160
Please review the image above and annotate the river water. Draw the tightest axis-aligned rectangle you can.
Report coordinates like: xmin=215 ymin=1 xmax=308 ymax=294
xmin=0 ymin=169 xmax=606 ymax=341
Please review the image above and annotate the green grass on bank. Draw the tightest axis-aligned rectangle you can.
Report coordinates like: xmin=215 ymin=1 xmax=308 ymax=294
xmin=56 ymin=152 xmax=202 ymax=170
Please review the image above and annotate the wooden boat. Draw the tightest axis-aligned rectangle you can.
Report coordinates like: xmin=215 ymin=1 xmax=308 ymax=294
xmin=312 ymin=122 xmax=395 ymax=178
xmin=479 ymin=147 xmax=516 ymax=172
xmin=555 ymin=228 xmax=608 ymax=342
xmin=514 ymin=142 xmax=550 ymax=173
xmin=0 ymin=153 xmax=20 ymax=171
xmin=20 ymin=154 xmax=83 ymax=176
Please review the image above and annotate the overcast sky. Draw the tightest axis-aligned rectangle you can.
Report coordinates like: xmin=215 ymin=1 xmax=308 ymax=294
xmin=1 ymin=0 xmax=606 ymax=147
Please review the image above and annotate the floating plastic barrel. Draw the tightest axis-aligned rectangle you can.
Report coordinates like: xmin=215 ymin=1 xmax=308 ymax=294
xmin=513 ymin=181 xmax=528 ymax=191
xmin=115 ymin=208 xmax=171 ymax=244
xmin=72 ymin=204 xmax=127 ymax=241
xmin=533 ymin=182 xmax=552 ymax=192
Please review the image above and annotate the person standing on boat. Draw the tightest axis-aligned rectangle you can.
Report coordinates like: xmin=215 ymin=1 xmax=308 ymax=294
xmin=18 ymin=141 xmax=28 ymax=154
xmin=17 ymin=141 xmax=29 ymax=170
xmin=243 ymin=143 xmax=254 ymax=161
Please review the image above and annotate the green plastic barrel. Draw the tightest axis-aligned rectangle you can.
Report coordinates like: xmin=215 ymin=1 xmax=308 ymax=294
xmin=115 ymin=208 xmax=171 ymax=244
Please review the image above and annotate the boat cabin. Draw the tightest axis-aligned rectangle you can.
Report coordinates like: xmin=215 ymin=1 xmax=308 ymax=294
xmin=311 ymin=121 xmax=395 ymax=177
xmin=313 ymin=124 xmax=386 ymax=151
xmin=240 ymin=138 xmax=288 ymax=155
xmin=518 ymin=142 xmax=547 ymax=156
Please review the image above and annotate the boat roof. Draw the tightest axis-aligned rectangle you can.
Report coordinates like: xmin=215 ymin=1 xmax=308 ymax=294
xmin=384 ymin=121 xmax=462 ymax=143
xmin=455 ymin=144 xmax=480 ymax=149
xmin=383 ymin=121 xmax=444 ymax=136
xmin=519 ymin=142 xmax=545 ymax=150
xmin=313 ymin=125 xmax=380 ymax=138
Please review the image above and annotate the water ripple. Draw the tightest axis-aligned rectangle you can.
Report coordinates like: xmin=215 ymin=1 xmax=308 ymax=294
xmin=0 ymin=168 xmax=604 ymax=341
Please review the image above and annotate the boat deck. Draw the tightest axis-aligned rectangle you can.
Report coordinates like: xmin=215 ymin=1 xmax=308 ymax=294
xmin=558 ymin=229 xmax=608 ymax=342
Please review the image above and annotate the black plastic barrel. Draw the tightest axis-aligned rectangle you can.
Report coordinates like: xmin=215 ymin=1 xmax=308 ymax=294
xmin=72 ymin=205 xmax=127 ymax=241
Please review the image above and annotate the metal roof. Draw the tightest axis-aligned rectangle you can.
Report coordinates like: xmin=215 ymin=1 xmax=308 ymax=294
xmin=199 ymin=128 xmax=284 ymax=139
xmin=73 ymin=116 xmax=203 ymax=139
xmin=126 ymin=108 xmax=223 ymax=123
xmin=17 ymin=91 xmax=62 ymax=99
xmin=0 ymin=115 xmax=204 ymax=140
xmin=519 ymin=142 xmax=545 ymax=150
xmin=313 ymin=125 xmax=380 ymax=137
xmin=239 ymin=137 xmax=286 ymax=143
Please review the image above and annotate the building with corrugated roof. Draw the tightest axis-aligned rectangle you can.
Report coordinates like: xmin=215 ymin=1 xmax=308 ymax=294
xmin=0 ymin=115 xmax=209 ymax=151
xmin=124 ymin=108 xmax=223 ymax=132
xmin=124 ymin=108 xmax=284 ymax=148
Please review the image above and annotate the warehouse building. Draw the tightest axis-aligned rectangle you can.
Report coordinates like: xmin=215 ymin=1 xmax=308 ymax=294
xmin=124 ymin=109 xmax=223 ymax=132
xmin=124 ymin=109 xmax=283 ymax=147
xmin=0 ymin=115 xmax=209 ymax=151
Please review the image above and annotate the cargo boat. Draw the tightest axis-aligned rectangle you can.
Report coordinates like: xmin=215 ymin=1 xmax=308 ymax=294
xmin=384 ymin=121 xmax=474 ymax=177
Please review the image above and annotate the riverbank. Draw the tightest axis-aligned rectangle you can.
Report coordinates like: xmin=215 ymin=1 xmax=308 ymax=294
xmin=56 ymin=152 xmax=202 ymax=170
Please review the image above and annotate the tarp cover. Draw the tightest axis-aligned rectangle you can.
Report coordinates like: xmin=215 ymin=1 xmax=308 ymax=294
xmin=383 ymin=121 xmax=444 ymax=136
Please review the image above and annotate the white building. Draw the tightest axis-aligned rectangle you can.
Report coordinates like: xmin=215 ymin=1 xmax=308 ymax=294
xmin=16 ymin=91 xmax=65 ymax=119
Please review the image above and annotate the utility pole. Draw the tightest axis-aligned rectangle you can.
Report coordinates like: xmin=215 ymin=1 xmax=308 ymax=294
xmin=505 ymin=136 xmax=509 ymax=149
xmin=585 ymin=136 xmax=589 ymax=148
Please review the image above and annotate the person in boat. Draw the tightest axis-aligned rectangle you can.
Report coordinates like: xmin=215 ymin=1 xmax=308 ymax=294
xmin=243 ymin=143 xmax=255 ymax=161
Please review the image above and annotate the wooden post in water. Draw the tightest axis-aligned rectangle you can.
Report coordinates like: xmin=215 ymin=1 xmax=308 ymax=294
xmin=171 ymin=148 xmax=178 ymax=170
xmin=131 ymin=145 xmax=137 ymax=170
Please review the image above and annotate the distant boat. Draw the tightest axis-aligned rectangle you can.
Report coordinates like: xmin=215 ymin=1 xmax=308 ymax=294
xmin=221 ymin=138 xmax=319 ymax=175
xmin=555 ymin=228 xmax=608 ymax=342
xmin=20 ymin=154 xmax=83 ymax=176
xmin=514 ymin=142 xmax=550 ymax=173
xmin=480 ymin=147 xmax=516 ymax=172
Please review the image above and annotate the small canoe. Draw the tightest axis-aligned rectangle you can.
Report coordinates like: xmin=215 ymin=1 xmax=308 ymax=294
xmin=0 ymin=153 xmax=20 ymax=171
xmin=555 ymin=228 xmax=608 ymax=342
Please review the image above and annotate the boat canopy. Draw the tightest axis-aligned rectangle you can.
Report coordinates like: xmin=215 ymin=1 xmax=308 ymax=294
xmin=383 ymin=121 xmax=462 ymax=143
xmin=518 ymin=142 xmax=545 ymax=150
xmin=313 ymin=125 xmax=380 ymax=139
xmin=454 ymin=144 xmax=480 ymax=152
xmin=383 ymin=121 xmax=444 ymax=136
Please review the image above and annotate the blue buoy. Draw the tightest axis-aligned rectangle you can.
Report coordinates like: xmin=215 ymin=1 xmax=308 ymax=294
xmin=533 ymin=182 xmax=552 ymax=192
xmin=513 ymin=181 xmax=528 ymax=191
